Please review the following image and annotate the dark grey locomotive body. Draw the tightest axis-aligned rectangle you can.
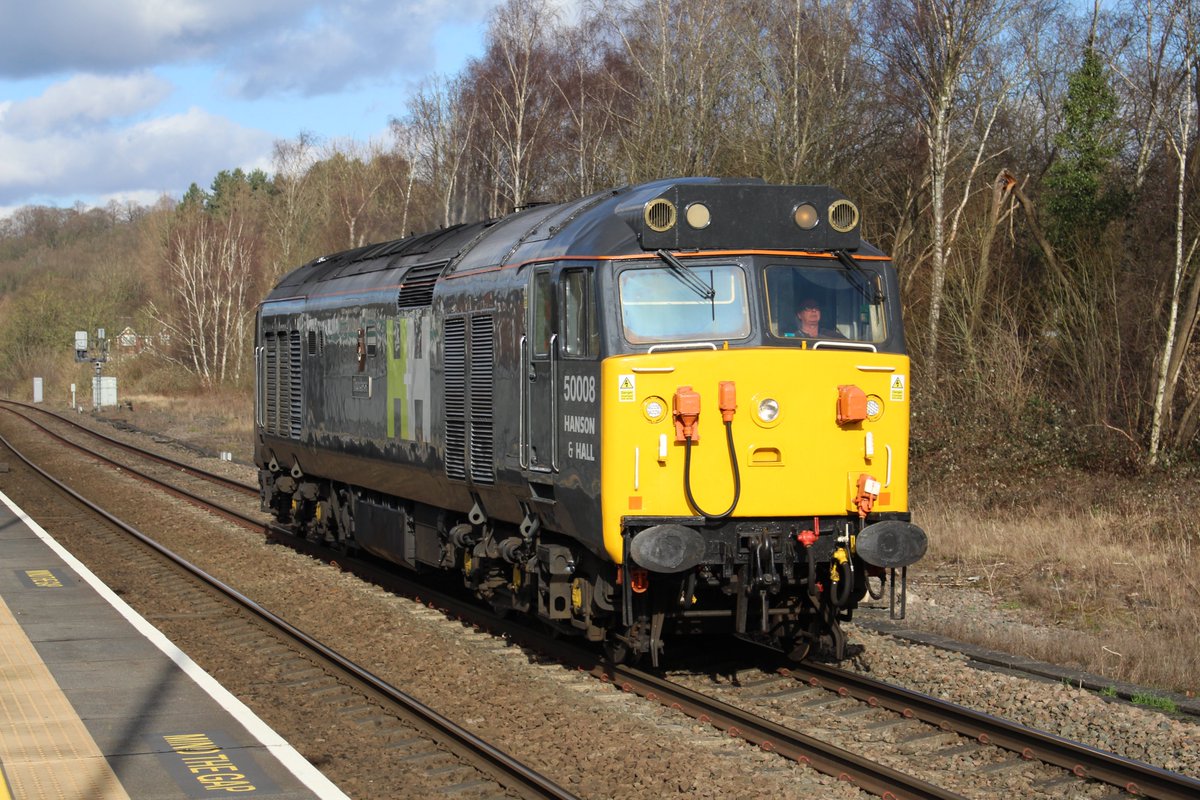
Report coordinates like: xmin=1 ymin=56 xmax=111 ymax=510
xmin=255 ymin=178 xmax=923 ymax=664
xmin=255 ymin=187 xmax=640 ymax=568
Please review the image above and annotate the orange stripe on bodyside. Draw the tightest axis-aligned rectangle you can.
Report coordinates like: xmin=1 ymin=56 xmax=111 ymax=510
xmin=441 ymin=249 xmax=890 ymax=281
xmin=282 ymin=249 xmax=892 ymax=300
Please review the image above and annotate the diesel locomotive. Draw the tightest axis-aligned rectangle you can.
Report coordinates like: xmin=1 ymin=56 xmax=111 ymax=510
xmin=254 ymin=178 xmax=927 ymax=665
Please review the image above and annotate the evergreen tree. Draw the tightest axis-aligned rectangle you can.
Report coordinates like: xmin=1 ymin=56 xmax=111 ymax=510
xmin=179 ymin=182 xmax=208 ymax=210
xmin=247 ymin=168 xmax=272 ymax=194
xmin=208 ymin=169 xmax=247 ymax=216
xmin=1043 ymin=46 xmax=1123 ymax=251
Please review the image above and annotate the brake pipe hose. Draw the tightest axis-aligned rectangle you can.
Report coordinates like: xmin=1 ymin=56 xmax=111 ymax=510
xmin=683 ymin=420 xmax=741 ymax=521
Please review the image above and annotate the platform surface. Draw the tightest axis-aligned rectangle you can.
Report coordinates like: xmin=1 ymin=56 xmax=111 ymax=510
xmin=0 ymin=488 xmax=347 ymax=799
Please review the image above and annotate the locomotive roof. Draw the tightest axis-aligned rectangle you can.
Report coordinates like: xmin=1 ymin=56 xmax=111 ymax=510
xmin=268 ymin=177 xmax=880 ymax=295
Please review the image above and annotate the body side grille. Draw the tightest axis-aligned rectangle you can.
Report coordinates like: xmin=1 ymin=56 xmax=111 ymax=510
xmin=443 ymin=316 xmax=467 ymax=481
xmin=468 ymin=315 xmax=495 ymax=485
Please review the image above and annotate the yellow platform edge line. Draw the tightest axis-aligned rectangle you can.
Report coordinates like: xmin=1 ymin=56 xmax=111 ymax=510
xmin=0 ymin=488 xmax=349 ymax=799
xmin=0 ymin=591 xmax=131 ymax=800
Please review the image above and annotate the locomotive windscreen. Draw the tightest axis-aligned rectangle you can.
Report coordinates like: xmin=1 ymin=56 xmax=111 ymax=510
xmin=765 ymin=264 xmax=888 ymax=342
xmin=618 ymin=264 xmax=751 ymax=344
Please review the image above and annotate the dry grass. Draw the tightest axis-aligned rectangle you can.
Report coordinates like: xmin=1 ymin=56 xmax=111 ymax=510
xmin=916 ymin=491 xmax=1200 ymax=693
xmin=101 ymin=389 xmax=256 ymax=461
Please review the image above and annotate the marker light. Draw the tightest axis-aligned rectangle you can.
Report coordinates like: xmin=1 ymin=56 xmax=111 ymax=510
xmin=837 ymin=385 xmax=868 ymax=425
xmin=685 ymin=202 xmax=712 ymax=229
xmin=757 ymin=398 xmax=780 ymax=423
xmin=793 ymin=204 xmax=819 ymax=230
xmin=866 ymin=395 xmax=883 ymax=421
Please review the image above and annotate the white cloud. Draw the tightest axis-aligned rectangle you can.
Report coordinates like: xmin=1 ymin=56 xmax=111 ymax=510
xmin=0 ymin=0 xmax=300 ymax=76
xmin=0 ymin=0 xmax=503 ymax=212
xmin=0 ymin=1 xmax=499 ymax=98
xmin=226 ymin=0 xmax=498 ymax=98
xmin=2 ymin=73 xmax=173 ymax=136
xmin=0 ymin=107 xmax=273 ymax=207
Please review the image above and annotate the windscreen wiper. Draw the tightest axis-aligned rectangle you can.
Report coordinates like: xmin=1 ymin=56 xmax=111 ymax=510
xmin=834 ymin=250 xmax=885 ymax=304
xmin=655 ymin=249 xmax=715 ymax=301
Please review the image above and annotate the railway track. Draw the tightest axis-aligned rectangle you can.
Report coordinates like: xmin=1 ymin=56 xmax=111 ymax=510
xmin=5 ymin=401 xmax=1199 ymax=798
xmin=0 ymin=400 xmax=262 ymax=528
xmin=0 ymin=413 xmax=578 ymax=800
xmin=782 ymin=661 xmax=1195 ymax=799
xmin=661 ymin=660 xmax=1200 ymax=800
xmin=266 ymin=523 xmax=1200 ymax=800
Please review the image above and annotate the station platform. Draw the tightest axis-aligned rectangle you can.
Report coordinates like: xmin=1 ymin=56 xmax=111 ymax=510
xmin=0 ymin=488 xmax=347 ymax=799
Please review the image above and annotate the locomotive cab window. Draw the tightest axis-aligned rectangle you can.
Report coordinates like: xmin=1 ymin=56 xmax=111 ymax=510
xmin=531 ymin=269 xmax=552 ymax=358
xmin=561 ymin=269 xmax=599 ymax=358
xmin=619 ymin=263 xmax=750 ymax=344
xmin=765 ymin=264 xmax=887 ymax=343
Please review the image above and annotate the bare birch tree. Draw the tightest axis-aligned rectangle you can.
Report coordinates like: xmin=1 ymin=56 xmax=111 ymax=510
xmin=597 ymin=0 xmax=749 ymax=180
xmin=1137 ymin=0 xmax=1200 ymax=462
xmin=1110 ymin=0 xmax=1186 ymax=191
xmin=148 ymin=209 xmax=255 ymax=387
xmin=396 ymin=75 xmax=478 ymax=228
xmin=547 ymin=18 xmax=623 ymax=196
xmin=320 ymin=139 xmax=389 ymax=250
xmin=744 ymin=0 xmax=864 ymax=184
xmin=472 ymin=0 xmax=559 ymax=209
xmin=269 ymin=132 xmax=318 ymax=279
xmin=874 ymin=0 xmax=1034 ymax=372
xmin=386 ymin=123 xmax=420 ymax=238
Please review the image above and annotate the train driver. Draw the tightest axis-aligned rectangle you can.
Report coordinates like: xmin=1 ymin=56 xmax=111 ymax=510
xmin=794 ymin=297 xmax=845 ymax=339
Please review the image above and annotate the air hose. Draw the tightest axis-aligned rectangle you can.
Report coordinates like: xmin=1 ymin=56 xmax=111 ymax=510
xmin=831 ymin=555 xmax=854 ymax=608
xmin=683 ymin=420 xmax=741 ymax=521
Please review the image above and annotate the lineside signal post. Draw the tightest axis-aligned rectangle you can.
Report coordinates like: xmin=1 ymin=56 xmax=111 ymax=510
xmin=74 ymin=328 xmax=117 ymax=410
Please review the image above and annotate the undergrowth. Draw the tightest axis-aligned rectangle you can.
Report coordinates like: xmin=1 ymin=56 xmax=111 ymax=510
xmin=910 ymin=393 xmax=1200 ymax=695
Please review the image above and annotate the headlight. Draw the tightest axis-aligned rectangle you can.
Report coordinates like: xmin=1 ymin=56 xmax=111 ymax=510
xmin=757 ymin=398 xmax=780 ymax=423
xmin=685 ymin=202 xmax=711 ymax=229
xmin=793 ymin=204 xmax=818 ymax=230
xmin=866 ymin=395 xmax=883 ymax=420
xmin=643 ymin=396 xmax=667 ymax=422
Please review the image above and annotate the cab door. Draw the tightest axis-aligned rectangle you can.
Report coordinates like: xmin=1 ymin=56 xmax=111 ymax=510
xmin=523 ymin=266 xmax=601 ymax=477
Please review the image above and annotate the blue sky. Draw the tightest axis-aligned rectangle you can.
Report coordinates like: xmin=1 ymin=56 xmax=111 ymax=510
xmin=0 ymin=0 xmax=503 ymax=218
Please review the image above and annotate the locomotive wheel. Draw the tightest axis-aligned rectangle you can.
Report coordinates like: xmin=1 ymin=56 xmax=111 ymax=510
xmin=786 ymin=637 xmax=813 ymax=662
xmin=785 ymin=617 xmax=824 ymax=662
xmin=603 ymin=636 xmax=629 ymax=664
xmin=603 ymin=635 xmax=641 ymax=666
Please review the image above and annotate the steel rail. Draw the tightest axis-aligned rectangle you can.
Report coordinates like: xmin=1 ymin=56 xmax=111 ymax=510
xmin=268 ymin=525 xmax=1200 ymax=800
xmin=788 ymin=662 xmax=1200 ymax=800
xmin=605 ymin=663 xmax=964 ymax=800
xmin=33 ymin=400 xmax=1176 ymax=800
xmin=0 ymin=399 xmax=257 ymax=495
xmin=0 ymin=404 xmax=263 ymax=529
xmin=0 ymin=429 xmax=579 ymax=800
